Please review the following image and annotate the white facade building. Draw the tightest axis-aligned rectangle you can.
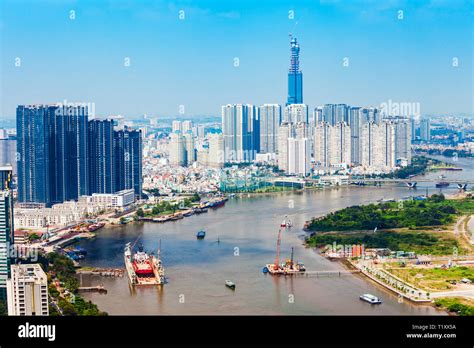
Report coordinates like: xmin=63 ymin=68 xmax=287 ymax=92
xmin=184 ymin=132 xmax=195 ymax=166
xmin=172 ymin=120 xmax=182 ymax=133
xmin=277 ymin=122 xmax=293 ymax=173
xmin=284 ymin=104 xmax=308 ymax=124
xmin=14 ymin=190 xmax=135 ymax=230
xmin=182 ymin=120 xmax=193 ymax=134
xmin=89 ymin=189 xmax=135 ymax=209
xmin=259 ymin=104 xmax=281 ymax=154
xmin=169 ymin=132 xmax=186 ymax=166
xmin=221 ymin=104 xmax=257 ymax=163
xmin=288 ymin=137 xmax=311 ymax=176
xmin=7 ymin=264 xmax=49 ymax=316
xmin=360 ymin=121 xmax=398 ymax=170
xmin=314 ymin=122 xmax=351 ymax=168
xmin=207 ymin=133 xmax=224 ymax=168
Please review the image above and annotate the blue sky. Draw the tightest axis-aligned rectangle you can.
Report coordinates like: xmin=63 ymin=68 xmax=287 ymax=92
xmin=0 ymin=0 xmax=472 ymax=119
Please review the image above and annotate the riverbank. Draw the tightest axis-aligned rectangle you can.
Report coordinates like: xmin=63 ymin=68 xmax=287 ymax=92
xmin=303 ymin=193 xmax=474 ymax=314
xmin=77 ymin=186 xmax=448 ymax=315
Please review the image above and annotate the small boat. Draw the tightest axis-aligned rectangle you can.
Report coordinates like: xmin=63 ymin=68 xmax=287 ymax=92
xmin=359 ymin=293 xmax=382 ymax=304
xmin=435 ymin=182 xmax=449 ymax=188
xmin=280 ymin=215 xmax=292 ymax=228
xmin=196 ymin=230 xmax=206 ymax=239
xmin=225 ymin=280 xmax=236 ymax=289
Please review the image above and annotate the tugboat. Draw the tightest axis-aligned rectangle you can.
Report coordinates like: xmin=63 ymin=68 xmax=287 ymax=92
xmin=225 ymin=280 xmax=236 ymax=290
xmin=359 ymin=293 xmax=382 ymax=304
xmin=263 ymin=231 xmax=305 ymax=275
xmin=124 ymin=241 xmax=165 ymax=286
xmin=196 ymin=230 xmax=206 ymax=239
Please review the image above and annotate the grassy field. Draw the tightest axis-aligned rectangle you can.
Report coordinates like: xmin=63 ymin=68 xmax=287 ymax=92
xmin=434 ymin=297 xmax=474 ymax=316
xmin=387 ymin=265 xmax=474 ymax=291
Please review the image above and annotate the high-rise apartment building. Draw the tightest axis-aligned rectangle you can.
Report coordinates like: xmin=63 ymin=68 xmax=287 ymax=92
xmin=169 ymin=132 xmax=186 ymax=166
xmin=284 ymin=104 xmax=308 ymax=124
xmin=172 ymin=120 xmax=182 ymax=133
xmin=259 ymin=104 xmax=281 ymax=154
xmin=197 ymin=125 xmax=206 ymax=140
xmin=54 ymin=105 xmax=90 ymax=202
xmin=17 ymin=104 xmax=143 ymax=203
xmin=349 ymin=107 xmax=361 ymax=165
xmin=335 ymin=104 xmax=349 ymax=124
xmin=0 ymin=165 xmax=13 ymax=191
xmin=322 ymin=104 xmax=336 ymax=125
xmin=277 ymin=122 xmax=293 ymax=172
xmin=182 ymin=120 xmax=193 ymax=134
xmin=221 ymin=104 xmax=258 ymax=163
xmin=0 ymin=166 xmax=13 ymax=301
xmin=314 ymin=122 xmax=351 ymax=167
xmin=17 ymin=105 xmax=55 ymax=206
xmin=207 ymin=133 xmax=224 ymax=168
xmin=360 ymin=121 xmax=395 ymax=169
xmin=17 ymin=104 xmax=89 ymax=206
xmin=420 ymin=118 xmax=431 ymax=142
xmin=360 ymin=107 xmax=380 ymax=124
xmin=312 ymin=107 xmax=323 ymax=126
xmin=114 ymin=128 xmax=142 ymax=198
xmin=393 ymin=118 xmax=412 ymax=165
xmin=184 ymin=132 xmax=195 ymax=165
xmin=288 ymin=137 xmax=310 ymax=176
xmin=88 ymin=119 xmax=115 ymax=194
xmin=0 ymin=130 xmax=16 ymax=174
xmin=410 ymin=117 xmax=417 ymax=142
xmin=295 ymin=122 xmax=308 ymax=139
xmin=7 ymin=264 xmax=48 ymax=316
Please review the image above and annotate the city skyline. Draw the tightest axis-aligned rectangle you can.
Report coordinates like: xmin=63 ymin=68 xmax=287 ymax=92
xmin=1 ymin=0 xmax=472 ymax=119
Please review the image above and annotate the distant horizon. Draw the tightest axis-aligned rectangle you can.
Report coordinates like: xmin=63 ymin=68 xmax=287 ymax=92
xmin=1 ymin=111 xmax=472 ymax=127
xmin=1 ymin=0 xmax=472 ymax=119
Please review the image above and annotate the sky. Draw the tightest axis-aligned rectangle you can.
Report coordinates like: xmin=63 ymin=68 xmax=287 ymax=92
xmin=0 ymin=0 xmax=472 ymax=119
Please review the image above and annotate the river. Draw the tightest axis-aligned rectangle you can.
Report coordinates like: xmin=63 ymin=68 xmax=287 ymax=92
xmin=77 ymin=157 xmax=473 ymax=315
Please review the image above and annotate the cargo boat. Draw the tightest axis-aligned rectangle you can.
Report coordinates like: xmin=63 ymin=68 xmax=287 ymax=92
xmin=88 ymin=222 xmax=105 ymax=232
xmin=124 ymin=242 xmax=165 ymax=286
xmin=207 ymin=197 xmax=228 ymax=208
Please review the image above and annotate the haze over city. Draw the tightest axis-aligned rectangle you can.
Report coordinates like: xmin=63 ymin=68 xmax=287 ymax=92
xmin=0 ymin=0 xmax=472 ymax=118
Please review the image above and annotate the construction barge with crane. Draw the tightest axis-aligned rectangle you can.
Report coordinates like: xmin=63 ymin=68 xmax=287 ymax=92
xmin=263 ymin=228 xmax=306 ymax=275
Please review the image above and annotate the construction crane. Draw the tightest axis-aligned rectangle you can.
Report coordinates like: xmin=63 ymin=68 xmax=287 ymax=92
xmin=274 ymin=229 xmax=282 ymax=268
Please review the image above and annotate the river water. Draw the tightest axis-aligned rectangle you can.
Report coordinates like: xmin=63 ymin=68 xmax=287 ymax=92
xmin=78 ymin=157 xmax=473 ymax=315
